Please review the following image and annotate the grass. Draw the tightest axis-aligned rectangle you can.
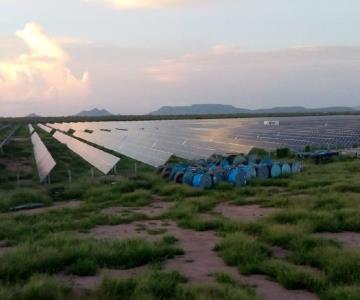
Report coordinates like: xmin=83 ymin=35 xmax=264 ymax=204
xmin=95 ymin=270 xmax=258 ymax=300
xmin=1 ymin=129 xmax=360 ymax=299
xmin=0 ymin=233 xmax=182 ymax=282
xmin=216 ymin=232 xmax=271 ymax=274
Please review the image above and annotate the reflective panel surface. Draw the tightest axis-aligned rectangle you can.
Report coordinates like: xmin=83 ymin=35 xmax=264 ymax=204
xmin=31 ymin=132 xmax=56 ymax=183
xmin=53 ymin=131 xmax=120 ymax=174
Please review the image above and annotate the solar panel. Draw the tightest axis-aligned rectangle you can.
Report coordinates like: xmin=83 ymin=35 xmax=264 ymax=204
xmin=31 ymin=132 xmax=56 ymax=183
xmin=53 ymin=131 xmax=120 ymax=174
xmin=37 ymin=124 xmax=53 ymax=133
xmin=28 ymin=124 xmax=35 ymax=135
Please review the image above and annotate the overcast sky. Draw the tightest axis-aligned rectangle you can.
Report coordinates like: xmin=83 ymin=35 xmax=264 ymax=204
xmin=1 ymin=0 xmax=360 ymax=116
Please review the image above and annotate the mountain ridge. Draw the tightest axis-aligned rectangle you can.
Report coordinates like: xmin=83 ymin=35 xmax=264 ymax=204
xmin=76 ymin=108 xmax=113 ymax=117
xmin=150 ymin=104 xmax=359 ymax=115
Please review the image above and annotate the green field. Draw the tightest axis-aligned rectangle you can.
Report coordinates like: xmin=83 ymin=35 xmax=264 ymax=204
xmin=0 ymin=125 xmax=359 ymax=300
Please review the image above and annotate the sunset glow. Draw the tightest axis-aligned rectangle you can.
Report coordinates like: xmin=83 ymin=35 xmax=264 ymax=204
xmin=0 ymin=22 xmax=89 ymax=103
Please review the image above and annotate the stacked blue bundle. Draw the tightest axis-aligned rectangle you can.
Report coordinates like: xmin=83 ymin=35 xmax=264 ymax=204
xmin=157 ymin=154 xmax=302 ymax=189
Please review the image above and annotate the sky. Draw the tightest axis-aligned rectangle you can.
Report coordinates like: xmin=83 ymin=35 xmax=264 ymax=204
xmin=0 ymin=0 xmax=360 ymax=116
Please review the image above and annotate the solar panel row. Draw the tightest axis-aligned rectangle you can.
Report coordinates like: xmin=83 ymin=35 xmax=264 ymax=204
xmin=0 ymin=125 xmax=20 ymax=150
xmin=52 ymin=131 xmax=120 ymax=174
xmin=31 ymin=132 xmax=56 ymax=183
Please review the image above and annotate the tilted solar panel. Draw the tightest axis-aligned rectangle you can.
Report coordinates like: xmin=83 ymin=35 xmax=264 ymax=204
xmin=28 ymin=124 xmax=35 ymax=135
xmin=53 ymin=131 xmax=120 ymax=174
xmin=31 ymin=132 xmax=56 ymax=183
xmin=37 ymin=124 xmax=53 ymax=133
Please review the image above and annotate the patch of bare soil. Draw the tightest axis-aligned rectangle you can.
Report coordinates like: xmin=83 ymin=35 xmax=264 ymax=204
xmin=214 ymin=203 xmax=278 ymax=221
xmin=242 ymin=275 xmax=319 ymax=300
xmin=0 ymin=241 xmax=14 ymax=257
xmin=88 ymin=220 xmax=176 ymax=242
xmin=101 ymin=200 xmax=172 ymax=219
xmin=11 ymin=200 xmax=82 ymax=216
xmin=271 ymin=246 xmax=289 ymax=259
xmin=56 ymin=266 xmax=148 ymax=292
xmin=317 ymin=232 xmax=360 ymax=249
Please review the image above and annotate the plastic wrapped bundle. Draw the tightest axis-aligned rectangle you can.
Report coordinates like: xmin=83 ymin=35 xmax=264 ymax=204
xmin=281 ymin=163 xmax=291 ymax=175
xmin=256 ymin=164 xmax=270 ymax=179
xmin=183 ymin=171 xmax=194 ymax=186
xmin=233 ymin=155 xmax=247 ymax=166
xmin=291 ymin=162 xmax=302 ymax=173
xmin=227 ymin=167 xmax=247 ymax=187
xmin=270 ymin=163 xmax=281 ymax=178
xmin=192 ymin=173 xmax=213 ymax=189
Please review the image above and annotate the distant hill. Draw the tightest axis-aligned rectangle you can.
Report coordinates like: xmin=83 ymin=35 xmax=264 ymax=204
xmin=26 ymin=113 xmax=40 ymax=118
xmin=150 ymin=104 xmax=251 ymax=115
xmin=150 ymin=104 xmax=357 ymax=115
xmin=76 ymin=108 xmax=113 ymax=117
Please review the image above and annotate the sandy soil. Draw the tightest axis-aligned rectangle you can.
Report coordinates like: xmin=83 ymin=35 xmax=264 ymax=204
xmin=317 ymin=232 xmax=360 ymax=249
xmin=214 ymin=203 xmax=278 ymax=221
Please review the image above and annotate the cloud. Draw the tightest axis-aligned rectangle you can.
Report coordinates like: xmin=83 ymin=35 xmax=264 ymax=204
xmin=86 ymin=0 xmax=205 ymax=10
xmin=0 ymin=22 xmax=89 ymax=103
xmin=145 ymin=45 xmax=360 ymax=108
xmin=145 ymin=45 xmax=240 ymax=84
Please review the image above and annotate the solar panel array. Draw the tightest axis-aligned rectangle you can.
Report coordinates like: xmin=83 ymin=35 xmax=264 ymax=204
xmin=47 ymin=115 xmax=360 ymax=166
xmin=0 ymin=124 xmax=10 ymax=132
xmin=0 ymin=125 xmax=20 ymax=149
xmin=31 ymin=132 xmax=56 ymax=183
xmin=37 ymin=123 xmax=53 ymax=133
xmin=52 ymin=131 xmax=120 ymax=174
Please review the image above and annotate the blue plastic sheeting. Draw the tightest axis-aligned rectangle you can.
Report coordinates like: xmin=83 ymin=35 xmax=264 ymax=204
xmin=192 ymin=174 xmax=212 ymax=188
xmin=281 ymin=163 xmax=292 ymax=175
xmin=270 ymin=164 xmax=282 ymax=178
xmin=256 ymin=164 xmax=270 ymax=179
xmin=228 ymin=168 xmax=247 ymax=187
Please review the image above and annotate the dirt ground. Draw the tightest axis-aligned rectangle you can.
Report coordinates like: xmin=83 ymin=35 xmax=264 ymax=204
xmin=214 ymin=202 xmax=278 ymax=221
xmin=317 ymin=232 xmax=360 ymax=249
xmin=86 ymin=218 xmax=318 ymax=300
xmin=101 ymin=200 xmax=173 ymax=218
xmin=0 ymin=158 xmax=32 ymax=174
